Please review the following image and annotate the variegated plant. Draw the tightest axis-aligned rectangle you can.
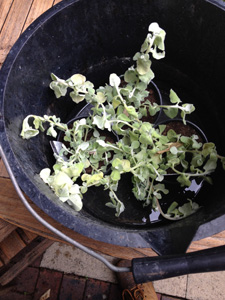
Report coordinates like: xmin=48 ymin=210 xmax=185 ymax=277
xmin=21 ymin=23 xmax=225 ymax=220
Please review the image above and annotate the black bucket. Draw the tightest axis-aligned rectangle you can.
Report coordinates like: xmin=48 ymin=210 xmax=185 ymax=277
xmin=1 ymin=0 xmax=225 ymax=282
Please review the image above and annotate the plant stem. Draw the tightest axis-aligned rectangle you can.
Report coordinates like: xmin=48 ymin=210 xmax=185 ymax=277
xmin=171 ymin=166 xmax=213 ymax=177
xmin=146 ymin=179 xmax=154 ymax=204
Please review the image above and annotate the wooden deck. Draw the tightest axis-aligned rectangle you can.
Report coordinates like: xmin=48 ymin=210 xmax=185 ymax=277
xmin=1 ymin=0 xmax=225 ymax=286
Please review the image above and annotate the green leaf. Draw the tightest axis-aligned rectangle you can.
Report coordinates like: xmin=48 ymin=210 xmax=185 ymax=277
xmin=146 ymin=22 xmax=166 ymax=59
xmin=154 ymin=183 xmax=169 ymax=195
xmin=166 ymin=200 xmax=200 ymax=219
xmin=67 ymin=193 xmax=83 ymax=211
xmin=117 ymin=113 xmax=131 ymax=122
xmin=81 ymin=172 xmax=104 ymax=185
xmin=33 ymin=117 xmax=45 ymax=131
xmin=167 ymin=201 xmax=178 ymax=214
xmin=191 ymin=154 xmax=204 ymax=167
xmin=97 ymin=139 xmax=108 ymax=148
xmin=122 ymin=160 xmax=131 ymax=172
xmin=169 ymin=89 xmax=181 ymax=104
xmin=131 ymin=140 xmax=140 ymax=149
xmin=70 ymin=74 xmax=86 ymax=85
xmin=62 ymin=162 xmax=84 ymax=179
xmin=203 ymin=154 xmax=218 ymax=172
xmin=148 ymin=103 xmax=160 ymax=116
xmin=158 ymin=124 xmax=166 ymax=134
xmin=111 ymin=170 xmax=121 ymax=181
xmin=170 ymin=146 xmax=178 ymax=155
xmin=40 ymin=168 xmax=51 ymax=183
xmin=95 ymin=92 xmax=106 ymax=104
xmin=125 ymin=106 xmax=138 ymax=118
xmin=53 ymin=171 xmax=73 ymax=187
xmin=21 ymin=128 xmax=39 ymax=139
xmin=202 ymin=143 xmax=216 ymax=157
xmin=177 ymin=174 xmax=191 ymax=187
xmin=79 ymin=142 xmax=89 ymax=151
xmin=92 ymin=115 xmax=105 ymax=130
xmin=112 ymin=158 xmax=130 ymax=172
xmin=167 ymin=129 xmax=178 ymax=141
xmin=139 ymin=69 xmax=155 ymax=84
xmin=112 ymin=98 xmax=121 ymax=109
xmin=178 ymin=200 xmax=199 ymax=217
xmin=49 ymin=79 xmax=68 ymax=98
xmin=137 ymin=56 xmax=151 ymax=75
xmin=124 ymin=69 xmax=138 ymax=83
xmin=109 ymin=73 xmax=121 ymax=87
xmin=133 ymin=52 xmax=141 ymax=61
xmin=139 ymin=133 xmax=152 ymax=145
xmin=163 ymin=107 xmax=178 ymax=119
xmin=69 ymin=91 xmax=85 ymax=103
xmin=182 ymin=103 xmax=195 ymax=114
xmin=46 ymin=126 xmax=57 ymax=138
xmin=20 ymin=115 xmax=40 ymax=139
xmin=115 ymin=200 xmax=125 ymax=217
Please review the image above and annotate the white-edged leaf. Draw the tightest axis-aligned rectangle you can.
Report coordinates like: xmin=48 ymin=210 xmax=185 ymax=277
xmin=109 ymin=73 xmax=121 ymax=87
xmin=70 ymin=74 xmax=86 ymax=85
xmin=40 ymin=168 xmax=51 ymax=183
xmin=68 ymin=194 xmax=83 ymax=211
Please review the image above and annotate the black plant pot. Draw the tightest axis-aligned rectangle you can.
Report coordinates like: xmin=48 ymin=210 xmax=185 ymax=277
xmin=1 ymin=0 xmax=225 ymax=283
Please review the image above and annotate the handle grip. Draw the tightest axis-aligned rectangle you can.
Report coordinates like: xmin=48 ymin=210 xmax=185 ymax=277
xmin=132 ymin=245 xmax=225 ymax=283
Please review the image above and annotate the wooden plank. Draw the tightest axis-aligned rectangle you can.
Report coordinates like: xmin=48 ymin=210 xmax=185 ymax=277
xmin=0 ymin=237 xmax=54 ymax=286
xmin=0 ymin=219 xmax=16 ymax=243
xmin=0 ymin=249 xmax=8 ymax=266
xmin=0 ymin=230 xmax=26 ymax=263
xmin=16 ymin=227 xmax=37 ymax=244
xmin=188 ymin=232 xmax=225 ymax=252
xmin=0 ymin=177 xmax=157 ymax=260
xmin=53 ymin=0 xmax=63 ymax=5
xmin=0 ymin=0 xmax=33 ymax=66
xmin=22 ymin=229 xmax=38 ymax=242
xmin=1 ymin=176 xmax=225 ymax=258
xmin=0 ymin=0 xmax=14 ymax=33
xmin=0 ymin=160 xmax=9 ymax=178
xmin=22 ymin=0 xmax=55 ymax=32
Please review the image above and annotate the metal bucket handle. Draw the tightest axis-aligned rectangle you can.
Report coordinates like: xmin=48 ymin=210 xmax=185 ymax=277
xmin=0 ymin=144 xmax=128 ymax=273
xmin=1 ymin=144 xmax=225 ymax=283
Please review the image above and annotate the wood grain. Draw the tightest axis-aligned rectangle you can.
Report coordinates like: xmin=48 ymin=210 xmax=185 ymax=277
xmin=53 ymin=0 xmax=63 ymax=4
xmin=0 ymin=160 xmax=9 ymax=178
xmin=22 ymin=0 xmax=55 ymax=32
xmin=0 ymin=220 xmax=16 ymax=243
xmin=0 ymin=175 xmax=225 ymax=258
xmin=0 ymin=230 xmax=26 ymax=263
xmin=0 ymin=237 xmax=54 ymax=286
xmin=0 ymin=0 xmax=33 ymax=65
xmin=0 ymin=177 xmax=157 ymax=259
xmin=0 ymin=0 xmax=14 ymax=33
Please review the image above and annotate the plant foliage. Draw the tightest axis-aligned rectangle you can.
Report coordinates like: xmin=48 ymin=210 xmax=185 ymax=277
xmin=20 ymin=23 xmax=225 ymax=220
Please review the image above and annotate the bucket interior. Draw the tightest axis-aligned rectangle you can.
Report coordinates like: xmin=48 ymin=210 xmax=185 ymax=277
xmin=1 ymin=0 xmax=225 ymax=253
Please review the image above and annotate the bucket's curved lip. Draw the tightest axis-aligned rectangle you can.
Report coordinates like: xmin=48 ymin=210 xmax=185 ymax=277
xmin=206 ymin=0 xmax=225 ymax=10
xmin=0 ymin=0 xmax=225 ymax=253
